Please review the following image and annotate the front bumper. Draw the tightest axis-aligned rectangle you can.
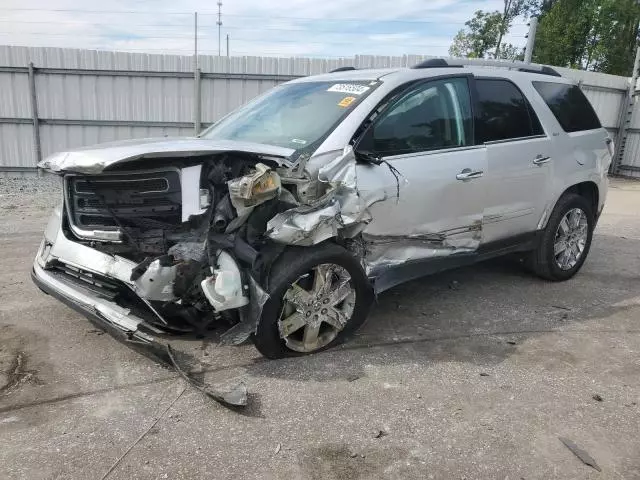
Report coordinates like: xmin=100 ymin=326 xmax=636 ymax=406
xmin=31 ymin=262 xmax=170 ymax=364
xmin=32 ymin=203 xmax=173 ymax=362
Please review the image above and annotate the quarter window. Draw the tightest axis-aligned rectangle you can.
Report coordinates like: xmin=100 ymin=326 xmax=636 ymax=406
xmin=533 ymin=81 xmax=601 ymax=132
xmin=475 ymin=79 xmax=543 ymax=143
xmin=361 ymin=77 xmax=473 ymax=156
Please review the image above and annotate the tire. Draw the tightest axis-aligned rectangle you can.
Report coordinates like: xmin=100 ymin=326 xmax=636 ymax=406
xmin=252 ymin=243 xmax=373 ymax=359
xmin=529 ymin=193 xmax=594 ymax=281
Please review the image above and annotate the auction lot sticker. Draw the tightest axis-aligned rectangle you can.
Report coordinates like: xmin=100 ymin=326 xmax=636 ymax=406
xmin=327 ymin=84 xmax=370 ymax=95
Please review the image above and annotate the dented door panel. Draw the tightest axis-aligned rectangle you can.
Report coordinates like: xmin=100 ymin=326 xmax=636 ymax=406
xmin=358 ymin=146 xmax=488 ymax=272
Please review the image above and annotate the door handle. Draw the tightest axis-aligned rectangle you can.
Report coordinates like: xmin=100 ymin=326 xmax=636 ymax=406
xmin=533 ymin=155 xmax=551 ymax=165
xmin=456 ymin=169 xmax=484 ymax=181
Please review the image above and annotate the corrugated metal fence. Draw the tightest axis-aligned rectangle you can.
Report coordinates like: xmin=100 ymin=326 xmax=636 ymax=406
xmin=0 ymin=45 xmax=635 ymax=175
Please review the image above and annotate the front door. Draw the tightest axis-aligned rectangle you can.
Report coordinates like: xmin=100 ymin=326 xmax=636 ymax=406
xmin=354 ymin=76 xmax=488 ymax=276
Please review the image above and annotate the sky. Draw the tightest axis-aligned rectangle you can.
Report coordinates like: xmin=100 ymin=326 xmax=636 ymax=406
xmin=0 ymin=0 xmax=531 ymax=59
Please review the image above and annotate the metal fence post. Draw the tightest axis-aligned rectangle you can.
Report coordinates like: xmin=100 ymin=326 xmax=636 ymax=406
xmin=194 ymin=67 xmax=201 ymax=135
xmin=612 ymin=45 xmax=640 ymax=175
xmin=27 ymin=62 xmax=42 ymax=173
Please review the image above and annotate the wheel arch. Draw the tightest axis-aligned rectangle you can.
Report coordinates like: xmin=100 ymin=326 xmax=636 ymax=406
xmin=539 ymin=180 xmax=599 ymax=230
xmin=563 ymin=181 xmax=599 ymax=217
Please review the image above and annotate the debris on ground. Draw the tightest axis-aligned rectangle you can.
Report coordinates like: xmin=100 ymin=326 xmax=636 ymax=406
xmin=479 ymin=372 xmax=490 ymax=377
xmin=274 ymin=443 xmax=281 ymax=454
xmin=166 ymin=345 xmax=247 ymax=408
xmin=592 ymin=394 xmax=603 ymax=402
xmin=506 ymin=341 xmax=517 ymax=345
xmin=559 ymin=437 xmax=602 ymax=472
xmin=346 ymin=374 xmax=360 ymax=382
xmin=372 ymin=429 xmax=387 ymax=439
xmin=349 ymin=452 xmax=358 ymax=458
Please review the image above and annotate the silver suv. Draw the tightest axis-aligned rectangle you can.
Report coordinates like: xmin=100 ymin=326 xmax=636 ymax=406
xmin=32 ymin=59 xmax=612 ymax=359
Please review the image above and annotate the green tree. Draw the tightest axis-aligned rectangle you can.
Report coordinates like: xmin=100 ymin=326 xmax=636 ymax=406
xmin=497 ymin=43 xmax=525 ymax=61
xmin=449 ymin=1 xmax=537 ymax=59
xmin=495 ymin=0 xmax=539 ymax=57
xmin=534 ymin=0 xmax=640 ymax=75
xmin=449 ymin=10 xmax=503 ymax=58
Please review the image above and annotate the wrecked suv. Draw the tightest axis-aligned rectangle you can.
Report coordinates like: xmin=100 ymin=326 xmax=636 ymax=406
xmin=32 ymin=59 xmax=611 ymax=358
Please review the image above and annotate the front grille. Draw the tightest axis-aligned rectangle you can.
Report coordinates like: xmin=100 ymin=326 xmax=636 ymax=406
xmin=74 ymin=178 xmax=169 ymax=194
xmin=66 ymin=170 xmax=182 ymax=235
xmin=48 ymin=261 xmax=122 ymax=300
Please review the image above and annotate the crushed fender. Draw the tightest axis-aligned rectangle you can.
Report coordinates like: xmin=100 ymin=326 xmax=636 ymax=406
xmin=266 ymin=146 xmax=381 ymax=246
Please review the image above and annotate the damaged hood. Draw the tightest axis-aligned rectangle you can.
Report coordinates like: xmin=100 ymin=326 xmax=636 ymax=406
xmin=38 ymin=137 xmax=296 ymax=174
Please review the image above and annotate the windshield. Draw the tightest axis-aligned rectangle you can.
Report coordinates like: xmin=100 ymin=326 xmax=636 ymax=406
xmin=200 ymin=80 xmax=379 ymax=151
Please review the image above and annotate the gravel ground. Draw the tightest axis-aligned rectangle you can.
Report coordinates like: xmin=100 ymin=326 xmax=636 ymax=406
xmin=0 ymin=175 xmax=61 ymax=210
xmin=1 ymin=177 xmax=639 ymax=479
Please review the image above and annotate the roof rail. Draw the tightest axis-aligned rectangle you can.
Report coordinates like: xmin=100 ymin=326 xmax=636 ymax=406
xmin=412 ymin=58 xmax=561 ymax=77
xmin=329 ymin=66 xmax=357 ymax=73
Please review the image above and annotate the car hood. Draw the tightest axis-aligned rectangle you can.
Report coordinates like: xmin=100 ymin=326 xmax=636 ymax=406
xmin=38 ymin=137 xmax=296 ymax=174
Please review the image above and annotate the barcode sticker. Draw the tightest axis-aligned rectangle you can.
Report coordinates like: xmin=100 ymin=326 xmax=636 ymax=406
xmin=327 ymin=84 xmax=370 ymax=95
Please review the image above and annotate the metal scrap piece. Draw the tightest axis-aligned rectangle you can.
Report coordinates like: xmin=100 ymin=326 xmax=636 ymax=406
xmin=166 ymin=345 xmax=247 ymax=408
xmin=559 ymin=437 xmax=602 ymax=472
xmin=266 ymin=146 xmax=376 ymax=246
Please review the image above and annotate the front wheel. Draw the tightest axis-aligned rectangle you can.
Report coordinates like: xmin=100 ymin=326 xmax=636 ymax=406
xmin=252 ymin=243 xmax=373 ymax=359
xmin=528 ymin=193 xmax=594 ymax=281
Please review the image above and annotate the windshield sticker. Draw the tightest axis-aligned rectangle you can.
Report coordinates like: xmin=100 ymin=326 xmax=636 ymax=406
xmin=327 ymin=84 xmax=370 ymax=95
xmin=337 ymin=96 xmax=356 ymax=108
xmin=291 ymin=138 xmax=307 ymax=145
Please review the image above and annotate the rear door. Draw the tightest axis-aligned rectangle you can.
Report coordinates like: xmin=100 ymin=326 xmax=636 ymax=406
xmin=475 ymin=78 xmax=553 ymax=244
xmin=355 ymin=75 xmax=488 ymax=269
xmin=532 ymin=81 xmax=611 ymax=215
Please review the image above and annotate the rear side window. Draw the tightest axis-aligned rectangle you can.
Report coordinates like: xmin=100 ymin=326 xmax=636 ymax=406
xmin=533 ymin=81 xmax=601 ymax=132
xmin=475 ymin=79 xmax=543 ymax=143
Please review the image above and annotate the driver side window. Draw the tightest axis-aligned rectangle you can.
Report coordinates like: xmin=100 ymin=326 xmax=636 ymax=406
xmin=361 ymin=77 xmax=472 ymax=157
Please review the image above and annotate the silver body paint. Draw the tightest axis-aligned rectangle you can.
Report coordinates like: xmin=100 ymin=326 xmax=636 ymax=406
xmin=32 ymin=66 xmax=611 ymax=339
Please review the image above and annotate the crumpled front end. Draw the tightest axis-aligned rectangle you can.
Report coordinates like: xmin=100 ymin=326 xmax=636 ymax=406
xmin=32 ymin=144 xmax=385 ymax=347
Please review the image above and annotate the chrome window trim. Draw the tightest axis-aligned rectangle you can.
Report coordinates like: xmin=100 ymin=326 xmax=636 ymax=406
xmin=483 ymin=134 xmax=548 ymax=145
xmin=381 ymin=144 xmax=486 ymax=162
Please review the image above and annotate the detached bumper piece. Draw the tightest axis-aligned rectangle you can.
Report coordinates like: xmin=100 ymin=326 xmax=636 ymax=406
xmin=32 ymin=262 xmax=248 ymax=409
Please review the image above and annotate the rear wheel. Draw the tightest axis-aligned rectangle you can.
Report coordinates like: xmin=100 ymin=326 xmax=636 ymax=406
xmin=529 ymin=193 xmax=594 ymax=281
xmin=252 ymin=243 xmax=373 ymax=359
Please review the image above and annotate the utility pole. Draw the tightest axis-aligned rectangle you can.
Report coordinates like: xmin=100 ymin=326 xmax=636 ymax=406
xmin=193 ymin=12 xmax=198 ymax=69
xmin=524 ymin=16 xmax=538 ymax=64
xmin=226 ymin=33 xmax=230 ymax=58
xmin=217 ymin=1 xmax=223 ymax=57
